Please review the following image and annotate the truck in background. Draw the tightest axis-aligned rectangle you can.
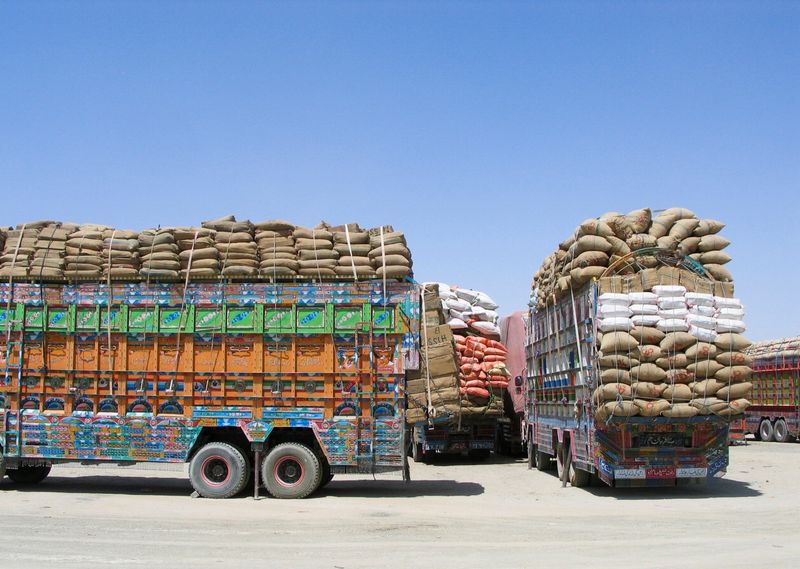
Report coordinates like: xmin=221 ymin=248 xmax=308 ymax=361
xmin=406 ymin=284 xmax=509 ymax=461
xmin=744 ymin=337 xmax=799 ymax=443
xmin=496 ymin=311 xmax=526 ymax=456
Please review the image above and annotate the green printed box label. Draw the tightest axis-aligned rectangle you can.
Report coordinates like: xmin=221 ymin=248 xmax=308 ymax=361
xmin=372 ymin=307 xmax=394 ymax=330
xmin=48 ymin=308 xmax=70 ymax=330
xmin=76 ymin=308 xmax=99 ymax=330
xmin=24 ymin=308 xmax=45 ymax=329
xmin=196 ymin=308 xmax=224 ymax=330
xmin=334 ymin=307 xmax=362 ymax=330
xmin=297 ymin=307 xmax=325 ymax=330
xmin=129 ymin=309 xmax=155 ymax=330
xmin=227 ymin=308 xmax=256 ymax=330
xmin=265 ymin=308 xmax=294 ymax=332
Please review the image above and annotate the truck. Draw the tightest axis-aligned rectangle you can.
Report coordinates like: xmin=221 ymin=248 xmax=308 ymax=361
xmin=525 ymin=271 xmax=733 ymax=488
xmin=744 ymin=337 xmax=799 ymax=443
xmin=0 ymin=279 xmax=419 ymax=498
xmin=406 ymin=284 xmax=508 ymax=461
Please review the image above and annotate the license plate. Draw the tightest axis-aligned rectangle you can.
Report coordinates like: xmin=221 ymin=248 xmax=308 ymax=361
xmin=638 ymin=433 xmax=685 ymax=447
xmin=677 ymin=467 xmax=708 ymax=478
xmin=614 ymin=468 xmax=646 ymax=480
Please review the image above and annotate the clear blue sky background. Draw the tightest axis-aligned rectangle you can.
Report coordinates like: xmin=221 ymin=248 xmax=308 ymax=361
xmin=1 ymin=1 xmax=797 ymax=340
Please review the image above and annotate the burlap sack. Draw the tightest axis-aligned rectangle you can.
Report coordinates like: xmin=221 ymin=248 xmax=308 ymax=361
xmin=293 ymin=228 xmax=333 ymax=240
xmin=698 ymin=234 xmax=730 ymax=252
xmin=634 ymin=398 xmax=670 ymax=416
xmin=597 ymin=355 xmax=636 ymax=369
xmin=715 ymin=366 xmax=752 ymax=383
xmin=569 ymin=266 xmax=606 ymax=285
xmin=669 ymin=218 xmax=700 ymax=241
xmin=576 ymin=219 xmax=615 ymax=238
xmin=298 ymin=268 xmax=337 ymax=277
xmin=716 ymin=382 xmax=752 ymax=400
xmin=660 ymin=332 xmax=697 ymax=353
xmin=693 ymin=379 xmax=725 ymax=396
xmin=630 ymin=381 xmax=665 ymax=398
xmin=338 ymin=256 xmax=372 ymax=266
xmin=179 ymin=248 xmax=218 ymax=261
xmin=215 ymin=232 xmax=254 ymax=244
xmin=665 ymin=368 xmax=693 ymax=384
xmin=663 ymin=383 xmax=692 ymax=401
xmin=637 ymin=345 xmax=662 ymax=363
xmin=690 ymin=397 xmax=728 ymax=415
xmin=600 ymin=369 xmax=631 ymax=385
xmin=600 ymin=331 xmax=639 ymax=353
xmin=254 ymin=220 xmax=295 ymax=232
xmin=630 ymin=363 xmax=666 ymax=382
xmin=333 ymin=231 xmax=370 ymax=244
xmin=693 ymin=219 xmax=725 ymax=237
xmin=182 ymin=258 xmax=220 ymax=270
xmin=368 ymin=243 xmax=411 ymax=259
xmin=661 ymin=403 xmax=698 ymax=418
xmin=715 ymin=333 xmax=752 ymax=351
xmin=688 ymin=360 xmax=724 ymax=379
xmin=295 ymin=238 xmax=334 ymax=250
xmin=260 ymin=266 xmax=297 ymax=277
xmin=717 ymin=398 xmax=750 ymax=416
xmin=376 ymin=265 xmax=411 ymax=278
xmin=298 ymin=249 xmax=339 ymax=261
xmin=335 ymin=243 xmax=372 ymax=256
xmin=593 ymin=382 xmax=632 ymax=404
xmin=716 ymin=351 xmax=752 ymax=366
xmin=260 ymin=252 xmax=297 ymax=261
xmin=298 ymin=259 xmax=337 ymax=270
xmin=222 ymin=266 xmax=257 ymax=276
xmin=686 ymin=342 xmax=717 ymax=359
xmin=333 ymin=265 xmax=377 ymax=277
xmin=630 ymin=326 xmax=665 ymax=345
xmin=260 ymin=259 xmax=300 ymax=271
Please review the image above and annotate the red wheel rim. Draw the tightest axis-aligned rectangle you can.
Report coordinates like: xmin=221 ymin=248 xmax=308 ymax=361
xmin=273 ymin=456 xmax=305 ymax=488
xmin=200 ymin=455 xmax=231 ymax=487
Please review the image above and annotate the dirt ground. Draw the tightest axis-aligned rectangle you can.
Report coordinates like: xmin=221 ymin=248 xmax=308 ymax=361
xmin=1 ymin=441 xmax=797 ymax=569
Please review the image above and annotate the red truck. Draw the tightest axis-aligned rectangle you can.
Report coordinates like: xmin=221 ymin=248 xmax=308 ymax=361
xmin=744 ymin=337 xmax=799 ymax=443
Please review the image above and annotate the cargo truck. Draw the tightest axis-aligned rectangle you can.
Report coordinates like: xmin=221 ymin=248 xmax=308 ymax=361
xmin=525 ymin=275 xmax=732 ymax=488
xmin=0 ymin=280 xmax=419 ymax=498
xmin=744 ymin=337 xmax=799 ymax=443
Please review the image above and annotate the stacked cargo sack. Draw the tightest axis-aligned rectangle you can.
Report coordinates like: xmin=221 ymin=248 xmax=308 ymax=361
xmin=331 ymin=223 xmax=376 ymax=279
xmin=433 ymin=282 xmax=501 ymax=337
xmin=102 ymin=229 xmax=140 ymax=279
xmin=138 ymin=228 xmax=180 ymax=280
xmin=294 ymin=225 xmax=337 ymax=277
xmin=203 ymin=216 xmax=257 ymax=278
xmin=64 ymin=225 xmax=114 ymax=279
xmin=369 ymin=226 xmax=412 ymax=279
xmin=593 ymin=284 xmax=752 ymax=421
xmin=0 ymin=223 xmax=42 ymax=278
xmin=254 ymin=220 xmax=298 ymax=278
xmin=532 ymin=207 xmax=734 ymax=311
xmin=175 ymin=226 xmax=218 ymax=279
xmin=29 ymin=223 xmax=74 ymax=279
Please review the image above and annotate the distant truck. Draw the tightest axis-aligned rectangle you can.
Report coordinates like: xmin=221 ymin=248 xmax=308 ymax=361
xmin=525 ymin=276 xmax=734 ymax=487
xmin=744 ymin=337 xmax=799 ymax=443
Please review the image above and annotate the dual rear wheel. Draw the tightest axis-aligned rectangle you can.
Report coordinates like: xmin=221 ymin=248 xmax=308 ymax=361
xmin=758 ymin=419 xmax=795 ymax=443
xmin=189 ymin=441 xmax=328 ymax=499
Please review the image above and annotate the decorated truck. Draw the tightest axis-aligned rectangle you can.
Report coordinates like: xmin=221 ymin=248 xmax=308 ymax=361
xmin=743 ymin=337 xmax=799 ymax=443
xmin=526 ymin=208 xmax=753 ymax=487
xmin=0 ymin=279 xmax=419 ymax=498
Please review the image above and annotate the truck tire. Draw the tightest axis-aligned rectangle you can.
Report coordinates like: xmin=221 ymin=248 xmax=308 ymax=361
xmin=569 ymin=462 xmax=590 ymax=488
xmin=189 ymin=442 xmax=249 ymax=499
xmin=536 ymin=449 xmax=552 ymax=471
xmin=411 ymin=442 xmax=425 ymax=463
xmin=759 ymin=419 xmax=775 ymax=442
xmin=318 ymin=460 xmax=334 ymax=490
xmin=527 ymin=439 xmax=535 ymax=470
xmin=7 ymin=465 xmax=51 ymax=485
xmin=774 ymin=419 xmax=793 ymax=443
xmin=261 ymin=442 xmax=322 ymax=499
xmin=0 ymin=452 xmax=6 ymax=480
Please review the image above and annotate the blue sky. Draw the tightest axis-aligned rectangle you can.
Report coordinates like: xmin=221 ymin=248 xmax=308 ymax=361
xmin=1 ymin=1 xmax=798 ymax=340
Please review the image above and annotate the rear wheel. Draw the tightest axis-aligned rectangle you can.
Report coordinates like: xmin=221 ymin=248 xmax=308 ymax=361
xmin=569 ymin=462 xmax=591 ymax=488
xmin=527 ymin=439 xmax=535 ymax=470
xmin=318 ymin=460 xmax=334 ymax=490
xmin=6 ymin=465 xmax=51 ymax=485
xmin=774 ymin=419 xmax=793 ymax=443
xmin=536 ymin=449 xmax=552 ymax=471
xmin=189 ymin=442 xmax=249 ymax=499
xmin=411 ymin=442 xmax=425 ymax=463
xmin=261 ymin=443 xmax=321 ymax=499
xmin=759 ymin=419 xmax=775 ymax=442
xmin=0 ymin=452 xmax=5 ymax=480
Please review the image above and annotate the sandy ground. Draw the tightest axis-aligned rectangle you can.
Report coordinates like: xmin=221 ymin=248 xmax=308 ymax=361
xmin=0 ymin=441 xmax=797 ymax=569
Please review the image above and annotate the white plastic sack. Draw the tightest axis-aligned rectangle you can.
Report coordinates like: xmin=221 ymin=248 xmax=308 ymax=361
xmin=628 ymin=292 xmax=657 ymax=304
xmin=652 ymin=285 xmax=686 ymax=297
xmin=631 ymin=314 xmax=661 ymax=327
xmin=687 ymin=314 xmax=716 ymax=330
xmin=630 ymin=303 xmax=659 ymax=316
xmin=454 ymin=288 xmax=481 ymax=303
xmin=686 ymin=292 xmax=715 ymax=307
xmin=657 ymin=318 xmax=690 ymax=332
xmin=716 ymin=319 xmax=746 ymax=333
xmin=447 ymin=317 xmax=468 ymax=330
xmin=689 ymin=324 xmax=718 ymax=343
xmin=470 ymin=320 xmax=501 ymax=336
xmin=598 ymin=317 xmax=633 ymax=332
xmin=657 ymin=297 xmax=687 ymax=310
xmin=449 ymin=309 xmax=468 ymax=321
xmin=445 ymin=297 xmax=471 ymax=312
xmin=475 ymin=291 xmax=499 ymax=310
xmin=598 ymin=304 xmax=633 ymax=318
xmin=717 ymin=307 xmax=745 ymax=319
xmin=714 ymin=297 xmax=743 ymax=309
xmin=598 ymin=293 xmax=630 ymax=306
xmin=689 ymin=305 xmax=716 ymax=317
xmin=659 ymin=308 xmax=689 ymax=318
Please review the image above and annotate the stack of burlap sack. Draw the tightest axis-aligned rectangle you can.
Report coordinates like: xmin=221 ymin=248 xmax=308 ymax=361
xmin=0 ymin=216 xmax=412 ymax=282
xmin=254 ymin=220 xmax=298 ymax=278
xmin=172 ymin=226 xmax=218 ymax=279
xmin=532 ymin=207 xmax=733 ymax=311
xmin=202 ymin=216 xmax=257 ymax=277
xmin=593 ymin=285 xmax=752 ymax=421
xmin=139 ymin=228 xmax=179 ymax=280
